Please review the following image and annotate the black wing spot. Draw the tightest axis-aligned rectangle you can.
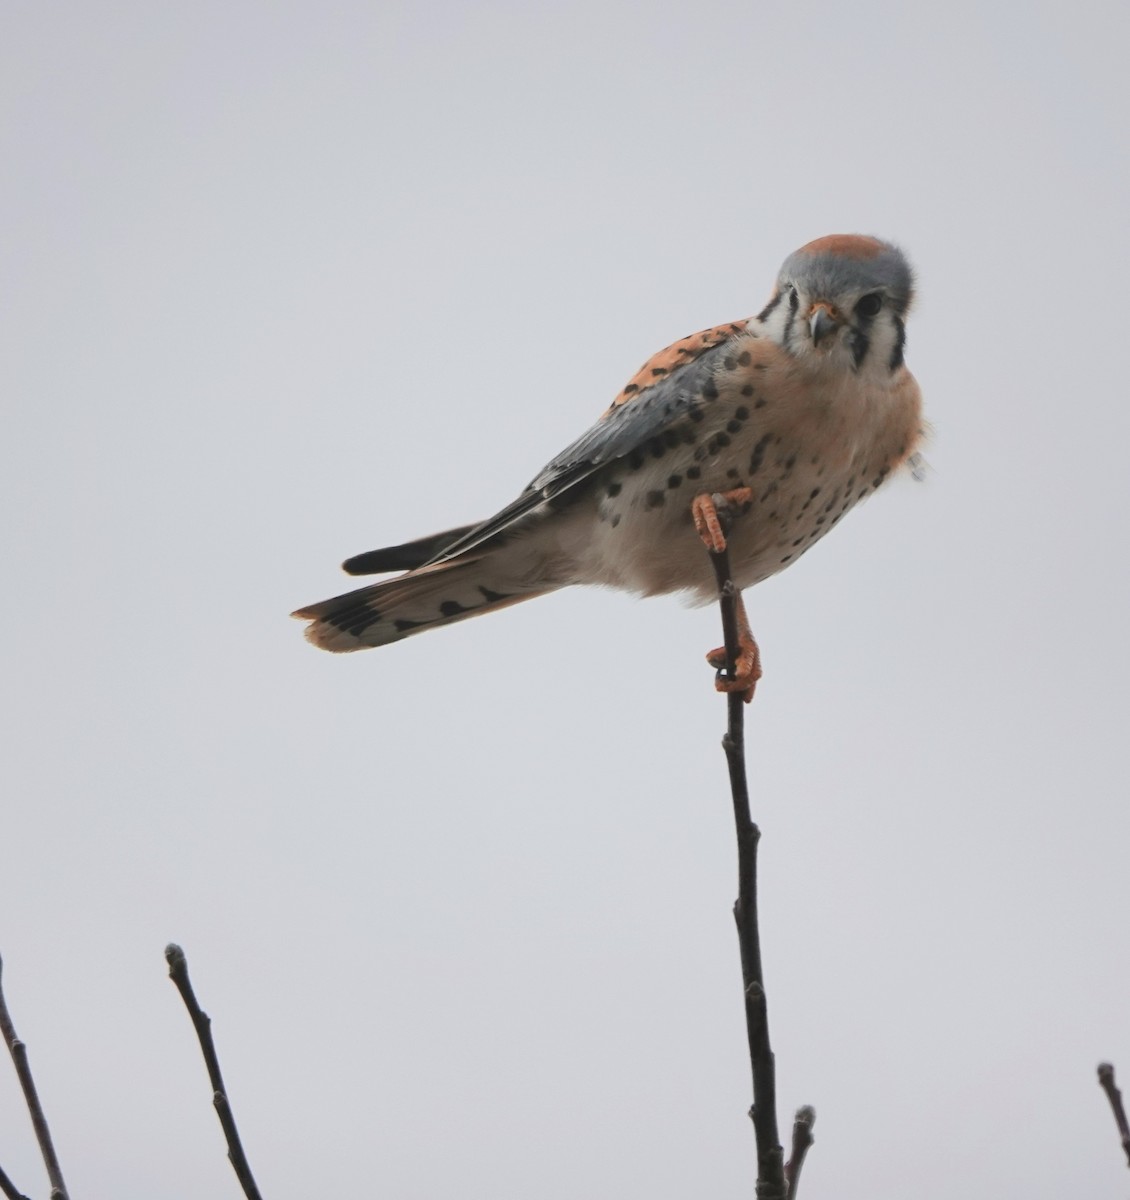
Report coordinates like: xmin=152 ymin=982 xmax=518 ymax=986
xmin=394 ymin=617 xmax=429 ymax=632
xmin=479 ymin=586 xmax=511 ymax=603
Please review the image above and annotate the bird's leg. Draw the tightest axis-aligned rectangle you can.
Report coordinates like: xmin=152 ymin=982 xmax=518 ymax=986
xmin=692 ymin=488 xmax=761 ymax=704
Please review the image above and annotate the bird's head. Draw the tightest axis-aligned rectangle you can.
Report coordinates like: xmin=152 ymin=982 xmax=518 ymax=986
xmin=757 ymin=235 xmax=914 ymax=377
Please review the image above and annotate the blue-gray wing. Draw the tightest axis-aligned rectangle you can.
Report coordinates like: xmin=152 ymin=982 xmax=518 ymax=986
xmin=423 ymin=342 xmax=731 ymax=567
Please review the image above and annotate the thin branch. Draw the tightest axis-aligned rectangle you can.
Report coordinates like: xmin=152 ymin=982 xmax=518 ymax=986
xmin=1097 ymin=1062 xmax=1130 ymax=1168
xmin=165 ymin=944 xmax=264 ymax=1200
xmin=0 ymin=955 xmax=70 ymax=1200
xmin=784 ymin=1105 xmax=816 ymax=1199
xmin=706 ymin=544 xmax=786 ymax=1200
xmin=0 ymin=1162 xmax=32 ymax=1200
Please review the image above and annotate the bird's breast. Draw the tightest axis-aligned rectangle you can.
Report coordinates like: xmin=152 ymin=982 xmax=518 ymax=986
xmin=566 ymin=341 xmax=923 ymax=600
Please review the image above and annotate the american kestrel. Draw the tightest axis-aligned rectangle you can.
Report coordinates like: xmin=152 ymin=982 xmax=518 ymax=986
xmin=294 ymin=235 xmax=924 ymax=700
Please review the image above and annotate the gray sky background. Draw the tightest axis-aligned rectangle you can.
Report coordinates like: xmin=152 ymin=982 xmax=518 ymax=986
xmin=3 ymin=2 xmax=1129 ymax=1196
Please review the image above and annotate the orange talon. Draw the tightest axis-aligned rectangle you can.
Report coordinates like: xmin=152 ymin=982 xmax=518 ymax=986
xmin=703 ymin=579 xmax=762 ymax=704
xmin=691 ymin=488 xmax=754 ymax=554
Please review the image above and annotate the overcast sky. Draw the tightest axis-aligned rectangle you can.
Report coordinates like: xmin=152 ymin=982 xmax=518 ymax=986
xmin=3 ymin=2 xmax=1130 ymax=1197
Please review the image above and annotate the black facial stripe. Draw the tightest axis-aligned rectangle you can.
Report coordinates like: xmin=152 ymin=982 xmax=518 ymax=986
xmin=850 ymin=329 xmax=870 ymax=368
xmin=781 ymin=287 xmax=799 ymax=344
xmin=889 ymin=315 xmax=906 ymax=371
xmin=756 ymin=291 xmax=783 ymax=323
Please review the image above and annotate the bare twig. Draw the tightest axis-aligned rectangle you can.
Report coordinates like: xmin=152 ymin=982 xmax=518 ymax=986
xmin=0 ymin=955 xmax=70 ymax=1200
xmin=705 ymin=544 xmax=787 ymax=1199
xmin=1098 ymin=1062 xmax=1130 ymax=1168
xmin=166 ymin=944 xmax=264 ymax=1200
xmin=784 ymin=1105 xmax=816 ymax=1199
xmin=0 ymin=1162 xmax=32 ymax=1200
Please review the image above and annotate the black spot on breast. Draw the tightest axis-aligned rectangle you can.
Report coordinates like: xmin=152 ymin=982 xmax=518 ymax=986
xmin=663 ymin=429 xmax=682 ymax=448
xmin=688 ymin=407 xmax=705 ymax=423
xmin=780 ymin=554 xmax=793 ymax=563
xmin=610 ymin=514 xmax=621 ymax=528
xmin=628 ymin=450 xmax=645 ymax=470
xmin=727 ymin=419 xmax=743 ymax=434
xmin=479 ymin=586 xmax=510 ymax=603
xmin=741 ymin=384 xmax=755 ymax=398
xmin=748 ymin=432 xmax=773 ymax=475
xmin=723 ymin=355 xmax=736 ymax=370
xmin=735 ymin=406 xmax=749 ymax=420
xmin=667 ymin=473 xmax=683 ymax=489
xmin=702 ymin=379 xmax=719 ymax=400
xmin=440 ymin=600 xmax=471 ymax=617
xmin=623 ymin=383 xmax=639 ymax=394
xmin=607 ymin=482 xmax=622 ymax=498
xmin=649 ymin=437 xmax=666 ymax=458
xmin=686 ymin=466 xmax=701 ymax=481
xmin=646 ymin=490 xmax=665 ymax=508
xmin=651 ymin=366 xmax=668 ymax=377
xmin=738 ymin=350 xmax=752 ymax=366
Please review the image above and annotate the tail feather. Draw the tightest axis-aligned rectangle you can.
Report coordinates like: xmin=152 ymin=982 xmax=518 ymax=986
xmin=293 ymin=556 xmax=554 ymax=652
xmin=341 ymin=522 xmax=481 ymax=576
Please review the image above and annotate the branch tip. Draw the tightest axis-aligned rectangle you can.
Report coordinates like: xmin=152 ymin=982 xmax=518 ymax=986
xmin=1097 ymin=1060 xmax=1130 ymax=1169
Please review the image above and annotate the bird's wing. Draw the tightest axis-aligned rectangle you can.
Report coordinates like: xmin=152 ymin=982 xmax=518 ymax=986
xmin=342 ymin=523 xmax=481 ymax=575
xmin=421 ymin=320 xmax=751 ymax=567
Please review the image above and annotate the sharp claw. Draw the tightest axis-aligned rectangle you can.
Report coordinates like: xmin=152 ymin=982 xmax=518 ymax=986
xmin=706 ymin=645 xmax=728 ymax=670
xmin=705 ymin=635 xmax=762 ymax=704
xmin=715 ymin=675 xmax=757 ymax=703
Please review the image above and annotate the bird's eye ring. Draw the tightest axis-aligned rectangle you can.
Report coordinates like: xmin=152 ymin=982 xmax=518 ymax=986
xmin=855 ymin=292 xmax=883 ymax=318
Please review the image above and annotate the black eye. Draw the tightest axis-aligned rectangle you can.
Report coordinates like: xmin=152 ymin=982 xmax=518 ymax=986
xmin=855 ymin=292 xmax=883 ymax=318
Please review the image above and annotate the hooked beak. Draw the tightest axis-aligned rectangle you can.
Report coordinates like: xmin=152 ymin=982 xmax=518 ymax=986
xmin=808 ymin=301 xmax=841 ymax=347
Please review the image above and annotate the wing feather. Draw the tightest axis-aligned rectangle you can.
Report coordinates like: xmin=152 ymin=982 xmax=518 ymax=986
xmin=342 ymin=523 xmax=481 ymax=575
xmin=422 ymin=329 xmax=747 ymax=567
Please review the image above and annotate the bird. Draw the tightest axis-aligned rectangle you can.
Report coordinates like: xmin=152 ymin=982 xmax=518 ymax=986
xmin=293 ymin=234 xmax=924 ymax=701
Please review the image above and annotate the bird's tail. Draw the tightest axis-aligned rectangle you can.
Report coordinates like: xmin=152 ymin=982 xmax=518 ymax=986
xmin=292 ymin=554 xmax=556 ymax=652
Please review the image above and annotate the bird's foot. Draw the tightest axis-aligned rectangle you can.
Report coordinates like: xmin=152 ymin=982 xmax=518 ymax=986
xmin=691 ymin=488 xmax=754 ymax=554
xmin=705 ymin=631 xmax=761 ymax=704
